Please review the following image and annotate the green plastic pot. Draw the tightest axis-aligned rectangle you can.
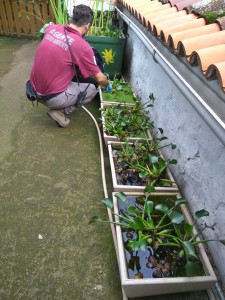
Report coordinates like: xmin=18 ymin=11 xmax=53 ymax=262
xmin=85 ymin=36 xmax=126 ymax=79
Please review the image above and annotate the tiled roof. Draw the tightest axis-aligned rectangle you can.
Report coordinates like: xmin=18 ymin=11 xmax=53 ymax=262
xmin=119 ymin=0 xmax=225 ymax=93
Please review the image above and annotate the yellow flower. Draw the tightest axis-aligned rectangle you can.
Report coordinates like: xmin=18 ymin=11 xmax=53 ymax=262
xmin=101 ymin=49 xmax=115 ymax=65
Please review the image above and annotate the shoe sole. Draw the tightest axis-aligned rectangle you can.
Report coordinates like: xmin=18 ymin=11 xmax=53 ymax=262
xmin=47 ymin=112 xmax=69 ymax=128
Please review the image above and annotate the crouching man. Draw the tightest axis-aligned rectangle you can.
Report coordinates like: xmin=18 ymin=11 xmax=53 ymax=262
xmin=28 ymin=4 xmax=111 ymax=127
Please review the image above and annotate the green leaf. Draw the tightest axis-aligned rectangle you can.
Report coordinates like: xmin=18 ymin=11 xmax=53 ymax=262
xmin=149 ymin=155 xmax=159 ymax=164
xmin=144 ymin=184 xmax=155 ymax=193
xmin=178 ymin=249 xmax=185 ymax=258
xmin=132 ymin=217 xmax=145 ymax=230
xmin=175 ymin=198 xmax=187 ymax=206
xmin=102 ymin=198 xmax=113 ymax=209
xmin=116 ymin=192 xmax=127 ymax=203
xmin=169 ymin=159 xmax=177 ymax=165
xmin=158 ymin=242 xmax=180 ymax=247
xmin=155 ymin=203 xmax=169 ymax=214
xmin=89 ymin=216 xmax=102 ymax=224
xmin=139 ymin=171 xmax=148 ymax=178
xmin=144 ymin=201 xmax=154 ymax=214
xmin=140 ymin=239 xmax=147 ymax=251
xmin=170 ymin=211 xmax=184 ymax=224
xmin=195 ymin=209 xmax=209 ymax=219
xmin=158 ymin=136 xmax=167 ymax=141
xmin=128 ymin=206 xmax=139 ymax=216
xmin=159 ymin=179 xmax=172 ymax=187
xmin=184 ymin=222 xmax=193 ymax=235
xmin=186 ymin=260 xmax=202 ymax=277
xmin=157 ymin=229 xmax=174 ymax=235
xmin=156 ymin=237 xmax=163 ymax=244
xmin=146 ymin=219 xmax=154 ymax=228
xmin=132 ymin=240 xmax=140 ymax=251
xmin=220 ymin=240 xmax=225 ymax=245
xmin=158 ymin=128 xmax=163 ymax=134
xmin=183 ymin=241 xmax=198 ymax=259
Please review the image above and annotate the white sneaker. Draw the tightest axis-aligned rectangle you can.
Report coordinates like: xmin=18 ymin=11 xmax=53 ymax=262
xmin=47 ymin=109 xmax=70 ymax=127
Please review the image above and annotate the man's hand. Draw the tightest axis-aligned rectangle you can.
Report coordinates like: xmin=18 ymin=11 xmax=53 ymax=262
xmin=104 ymin=83 xmax=113 ymax=93
xmin=94 ymin=72 xmax=109 ymax=87
xmin=40 ymin=22 xmax=54 ymax=34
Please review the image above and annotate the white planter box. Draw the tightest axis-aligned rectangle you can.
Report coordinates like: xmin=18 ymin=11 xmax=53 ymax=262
xmin=101 ymin=102 xmax=152 ymax=145
xmin=99 ymin=86 xmax=136 ymax=106
xmin=108 ymin=142 xmax=178 ymax=192
xmin=113 ymin=192 xmax=217 ymax=298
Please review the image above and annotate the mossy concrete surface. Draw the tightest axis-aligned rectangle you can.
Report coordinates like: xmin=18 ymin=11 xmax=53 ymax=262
xmin=0 ymin=37 xmax=121 ymax=300
xmin=0 ymin=37 xmax=209 ymax=300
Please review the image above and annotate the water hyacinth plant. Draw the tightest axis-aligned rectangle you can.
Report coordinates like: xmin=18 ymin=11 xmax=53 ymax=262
xmin=112 ymin=137 xmax=177 ymax=188
xmin=88 ymin=0 xmax=123 ymax=37
xmin=101 ymin=100 xmax=154 ymax=141
xmin=90 ymin=191 xmax=225 ymax=277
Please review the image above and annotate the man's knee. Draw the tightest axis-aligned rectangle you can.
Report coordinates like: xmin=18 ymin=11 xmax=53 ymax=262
xmin=86 ymin=84 xmax=97 ymax=101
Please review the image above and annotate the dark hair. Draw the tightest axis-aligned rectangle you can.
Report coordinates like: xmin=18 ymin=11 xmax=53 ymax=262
xmin=72 ymin=4 xmax=94 ymax=27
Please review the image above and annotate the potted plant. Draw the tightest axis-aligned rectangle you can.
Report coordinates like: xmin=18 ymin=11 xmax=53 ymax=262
xmin=100 ymin=98 xmax=154 ymax=144
xmin=84 ymin=0 xmax=126 ymax=78
xmin=100 ymin=76 xmax=137 ymax=105
xmin=90 ymin=191 xmax=223 ymax=297
xmin=39 ymin=0 xmax=69 ymax=38
xmin=108 ymin=135 xmax=178 ymax=192
xmin=38 ymin=0 xmax=125 ymax=77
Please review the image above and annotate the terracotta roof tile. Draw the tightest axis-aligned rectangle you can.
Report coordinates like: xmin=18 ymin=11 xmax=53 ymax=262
xmin=169 ymin=0 xmax=183 ymax=5
xmin=143 ymin=7 xmax=178 ymax=29
xmin=120 ymin=0 xmax=225 ymax=93
xmin=189 ymin=44 xmax=225 ymax=73
xmin=161 ymin=18 xmax=206 ymax=43
xmin=139 ymin=3 xmax=169 ymax=19
xmin=127 ymin=0 xmax=160 ymax=14
xmin=216 ymin=16 xmax=225 ymax=30
xmin=149 ymin=10 xmax=187 ymax=32
xmin=122 ymin=0 xmax=150 ymax=7
xmin=206 ymin=62 xmax=225 ymax=93
xmin=153 ymin=13 xmax=197 ymax=36
xmin=139 ymin=4 xmax=173 ymax=25
xmin=174 ymin=0 xmax=202 ymax=11
xmin=177 ymin=31 xmax=225 ymax=58
xmin=132 ymin=1 xmax=162 ymax=17
xmin=168 ymin=23 xmax=219 ymax=51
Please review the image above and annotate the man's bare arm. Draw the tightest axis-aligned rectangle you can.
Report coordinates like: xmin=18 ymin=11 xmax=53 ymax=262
xmin=94 ymin=72 xmax=110 ymax=87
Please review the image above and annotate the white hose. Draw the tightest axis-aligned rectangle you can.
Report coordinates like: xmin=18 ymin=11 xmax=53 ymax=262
xmin=81 ymin=105 xmax=128 ymax=300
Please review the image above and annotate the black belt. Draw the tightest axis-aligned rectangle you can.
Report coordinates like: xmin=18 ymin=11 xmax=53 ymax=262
xmin=26 ymin=80 xmax=61 ymax=101
xmin=37 ymin=91 xmax=62 ymax=101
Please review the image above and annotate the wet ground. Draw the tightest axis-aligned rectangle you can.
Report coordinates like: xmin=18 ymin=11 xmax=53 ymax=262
xmin=0 ymin=37 xmax=210 ymax=300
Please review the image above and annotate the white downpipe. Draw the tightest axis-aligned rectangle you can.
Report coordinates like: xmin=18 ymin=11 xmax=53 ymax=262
xmin=115 ymin=7 xmax=225 ymax=147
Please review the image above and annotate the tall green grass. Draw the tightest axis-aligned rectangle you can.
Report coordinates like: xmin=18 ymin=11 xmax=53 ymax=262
xmin=89 ymin=0 xmax=115 ymax=36
xmin=49 ymin=0 xmax=69 ymax=24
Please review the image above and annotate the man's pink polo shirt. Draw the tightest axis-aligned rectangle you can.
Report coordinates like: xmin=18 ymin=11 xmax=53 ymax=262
xmin=30 ymin=24 xmax=100 ymax=95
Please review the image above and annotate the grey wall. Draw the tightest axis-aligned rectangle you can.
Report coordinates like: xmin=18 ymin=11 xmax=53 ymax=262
xmin=123 ymin=28 xmax=225 ymax=288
